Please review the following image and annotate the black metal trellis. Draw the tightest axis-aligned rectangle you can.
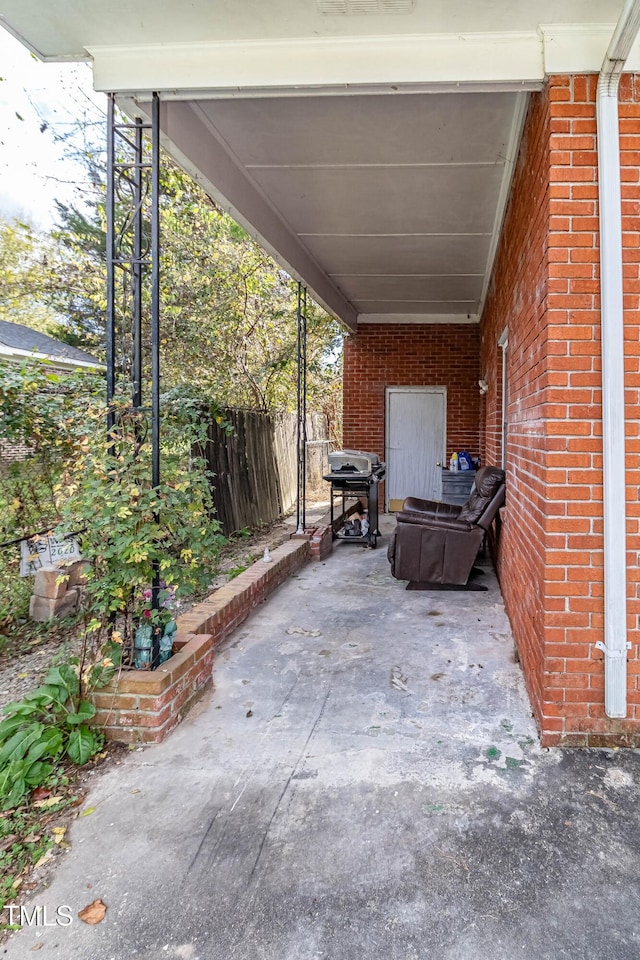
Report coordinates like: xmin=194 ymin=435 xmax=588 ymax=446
xmin=296 ymin=282 xmax=308 ymax=535
xmin=106 ymin=92 xmax=162 ymax=668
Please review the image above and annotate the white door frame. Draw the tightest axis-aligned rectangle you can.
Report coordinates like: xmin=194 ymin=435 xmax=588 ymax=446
xmin=385 ymin=385 xmax=447 ymax=511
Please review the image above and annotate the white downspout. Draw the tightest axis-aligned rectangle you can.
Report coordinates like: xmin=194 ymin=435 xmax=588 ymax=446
xmin=595 ymin=0 xmax=640 ymax=717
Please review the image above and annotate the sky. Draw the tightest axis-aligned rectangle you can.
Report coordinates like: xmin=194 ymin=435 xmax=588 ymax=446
xmin=0 ymin=28 xmax=106 ymax=228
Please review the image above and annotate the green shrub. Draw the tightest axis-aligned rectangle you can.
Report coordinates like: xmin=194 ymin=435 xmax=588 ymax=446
xmin=0 ymin=633 xmax=122 ymax=810
xmin=0 ymin=360 xmax=227 ymax=652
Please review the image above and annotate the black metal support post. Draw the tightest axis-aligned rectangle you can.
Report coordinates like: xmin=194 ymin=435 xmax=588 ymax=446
xmin=105 ymin=94 xmax=116 ymax=445
xmin=105 ymin=92 xmax=162 ymax=668
xmin=296 ymin=282 xmax=308 ymax=535
xmin=132 ymin=117 xmax=143 ymax=409
xmin=150 ymin=93 xmax=161 ymax=668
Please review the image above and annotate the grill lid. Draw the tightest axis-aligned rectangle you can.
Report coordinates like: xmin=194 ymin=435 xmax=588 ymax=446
xmin=328 ymin=449 xmax=380 ymax=473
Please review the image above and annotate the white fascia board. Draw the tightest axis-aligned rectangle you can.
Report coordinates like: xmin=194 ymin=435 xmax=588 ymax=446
xmin=141 ymin=99 xmax=357 ymax=330
xmin=88 ymin=32 xmax=544 ymax=94
xmin=541 ymin=23 xmax=640 ymax=73
xmin=357 ymin=313 xmax=479 ymax=325
xmin=0 ymin=344 xmax=104 ymax=370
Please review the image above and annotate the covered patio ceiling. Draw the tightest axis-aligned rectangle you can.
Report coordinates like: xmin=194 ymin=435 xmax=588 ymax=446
xmin=1 ymin=0 xmax=634 ymax=330
xmin=151 ymin=90 xmax=528 ymax=330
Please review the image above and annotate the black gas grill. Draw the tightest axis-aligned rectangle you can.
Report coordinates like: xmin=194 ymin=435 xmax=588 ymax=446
xmin=323 ymin=450 xmax=386 ymax=548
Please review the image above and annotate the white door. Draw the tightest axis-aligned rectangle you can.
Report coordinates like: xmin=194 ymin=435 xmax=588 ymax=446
xmin=385 ymin=387 xmax=446 ymax=510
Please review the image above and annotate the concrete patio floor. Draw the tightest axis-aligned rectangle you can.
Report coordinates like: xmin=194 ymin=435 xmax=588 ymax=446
xmin=6 ymin=518 xmax=640 ymax=960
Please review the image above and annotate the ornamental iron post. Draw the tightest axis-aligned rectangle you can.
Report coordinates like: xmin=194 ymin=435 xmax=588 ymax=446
xmin=296 ymin=282 xmax=308 ymax=535
xmin=105 ymin=92 xmax=162 ymax=667
xmin=150 ymin=93 xmax=161 ymax=668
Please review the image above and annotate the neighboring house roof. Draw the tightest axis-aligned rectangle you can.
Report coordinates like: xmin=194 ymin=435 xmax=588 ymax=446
xmin=0 ymin=321 xmax=102 ymax=369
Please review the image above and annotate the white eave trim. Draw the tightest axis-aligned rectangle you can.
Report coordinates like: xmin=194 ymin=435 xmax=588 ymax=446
xmin=541 ymin=22 xmax=640 ymax=74
xmin=357 ymin=313 xmax=479 ymax=325
xmin=87 ymin=25 xmax=640 ymax=97
xmin=0 ymin=343 xmax=103 ymax=370
xmin=88 ymin=32 xmax=545 ymax=94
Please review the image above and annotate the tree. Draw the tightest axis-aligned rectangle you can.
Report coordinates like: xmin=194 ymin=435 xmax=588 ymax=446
xmin=1 ymin=155 xmax=343 ymax=419
xmin=0 ymin=219 xmax=59 ymax=332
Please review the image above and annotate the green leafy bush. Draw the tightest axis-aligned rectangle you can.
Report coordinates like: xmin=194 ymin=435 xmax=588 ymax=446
xmin=56 ymin=385 xmax=227 ymax=653
xmin=0 ymin=361 xmax=102 ymax=633
xmin=0 ymin=634 xmax=123 ymax=809
xmin=0 ymin=360 xmax=226 ymax=651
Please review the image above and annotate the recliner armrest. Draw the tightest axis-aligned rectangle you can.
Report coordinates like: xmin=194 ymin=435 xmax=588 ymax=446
xmin=401 ymin=499 xmax=462 ymax=521
xmin=397 ymin=512 xmax=474 ymax=533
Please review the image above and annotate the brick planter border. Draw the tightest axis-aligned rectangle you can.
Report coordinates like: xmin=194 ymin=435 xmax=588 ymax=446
xmin=92 ymin=538 xmax=311 ymax=743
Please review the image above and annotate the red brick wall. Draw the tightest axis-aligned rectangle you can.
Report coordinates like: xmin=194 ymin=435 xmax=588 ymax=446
xmin=480 ymin=87 xmax=551 ymax=727
xmin=482 ymin=75 xmax=640 ymax=746
xmin=542 ymin=74 xmax=640 ymax=744
xmin=343 ymin=323 xmax=480 ymax=460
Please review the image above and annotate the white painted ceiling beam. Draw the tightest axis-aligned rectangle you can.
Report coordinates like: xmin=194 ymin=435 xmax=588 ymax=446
xmin=542 ymin=23 xmax=640 ymax=73
xmin=298 ymin=233 xmax=493 ymax=237
xmin=86 ymin=26 xmax=640 ymax=96
xmin=359 ymin=314 xmax=479 ymax=324
xmin=90 ymin=34 xmax=545 ymax=94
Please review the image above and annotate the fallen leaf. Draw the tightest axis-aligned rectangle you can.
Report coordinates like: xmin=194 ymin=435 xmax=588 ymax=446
xmin=31 ymin=943 xmax=43 ymax=951
xmin=31 ymin=786 xmax=51 ymax=802
xmin=0 ymin=834 xmax=17 ymax=851
xmin=34 ymin=849 xmax=54 ymax=870
xmin=246 ymin=710 xmax=253 ymax=718
xmin=17 ymin=672 xmax=28 ymax=679
xmin=33 ymin=796 xmax=63 ymax=809
xmin=80 ymin=806 xmax=96 ymax=817
xmin=78 ymin=898 xmax=107 ymax=925
xmin=52 ymin=827 xmax=66 ymax=844
xmin=23 ymin=835 xmax=40 ymax=844
xmin=286 ymin=626 xmax=321 ymax=637
xmin=130 ymin=788 xmax=140 ymax=795
xmin=11 ymin=877 xmax=22 ymax=889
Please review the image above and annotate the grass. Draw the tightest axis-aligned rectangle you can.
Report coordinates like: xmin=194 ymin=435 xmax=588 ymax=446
xmin=0 ymin=779 xmax=77 ymax=926
xmin=0 ymin=748 xmax=121 ymax=932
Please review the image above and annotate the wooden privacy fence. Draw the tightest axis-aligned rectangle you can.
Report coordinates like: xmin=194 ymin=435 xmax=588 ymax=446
xmin=199 ymin=409 xmax=333 ymax=535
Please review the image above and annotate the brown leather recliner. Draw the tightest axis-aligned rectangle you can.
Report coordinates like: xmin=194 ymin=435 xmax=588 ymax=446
xmin=387 ymin=466 xmax=506 ymax=589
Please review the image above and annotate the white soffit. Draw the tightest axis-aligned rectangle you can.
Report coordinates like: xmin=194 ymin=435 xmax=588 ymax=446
xmin=0 ymin=1 xmax=625 ymax=65
xmin=140 ymin=90 xmax=526 ymax=330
